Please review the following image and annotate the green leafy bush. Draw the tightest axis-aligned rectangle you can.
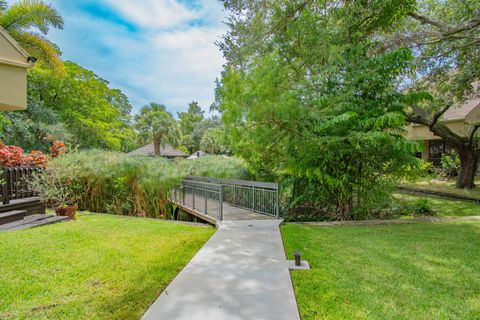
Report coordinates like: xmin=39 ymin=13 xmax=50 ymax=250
xmin=440 ymin=153 xmax=460 ymax=178
xmin=51 ymin=150 xmax=181 ymax=218
xmin=403 ymin=159 xmax=434 ymax=180
xmin=175 ymin=156 xmax=251 ymax=179
xmin=413 ymin=198 xmax=435 ymax=215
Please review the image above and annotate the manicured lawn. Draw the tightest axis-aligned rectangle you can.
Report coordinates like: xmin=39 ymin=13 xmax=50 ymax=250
xmin=399 ymin=177 xmax=480 ymax=199
xmin=282 ymin=222 xmax=480 ymax=320
xmin=394 ymin=193 xmax=480 ymax=217
xmin=0 ymin=213 xmax=214 ymax=319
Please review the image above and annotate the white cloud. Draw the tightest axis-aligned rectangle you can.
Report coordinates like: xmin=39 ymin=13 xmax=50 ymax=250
xmin=45 ymin=0 xmax=227 ymax=115
xmin=104 ymin=0 xmax=197 ymax=29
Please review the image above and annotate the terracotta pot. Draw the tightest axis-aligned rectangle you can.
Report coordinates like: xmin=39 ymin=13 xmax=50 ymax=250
xmin=55 ymin=206 xmax=77 ymax=219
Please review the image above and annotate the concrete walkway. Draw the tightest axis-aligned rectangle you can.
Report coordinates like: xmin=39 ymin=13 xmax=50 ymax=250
xmin=142 ymin=219 xmax=301 ymax=320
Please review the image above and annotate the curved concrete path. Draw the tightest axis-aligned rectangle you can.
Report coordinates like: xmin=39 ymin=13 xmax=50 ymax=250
xmin=142 ymin=219 xmax=300 ymax=320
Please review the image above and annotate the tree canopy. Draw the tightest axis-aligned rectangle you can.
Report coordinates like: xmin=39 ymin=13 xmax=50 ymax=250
xmin=217 ymin=0 xmax=421 ymax=218
xmin=385 ymin=0 xmax=480 ymax=189
xmin=0 ymin=0 xmax=64 ymax=73
xmin=26 ymin=62 xmax=135 ymax=151
xmin=134 ymin=103 xmax=180 ymax=155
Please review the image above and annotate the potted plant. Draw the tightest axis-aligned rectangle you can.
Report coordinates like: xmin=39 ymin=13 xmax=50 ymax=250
xmin=29 ymin=164 xmax=77 ymax=219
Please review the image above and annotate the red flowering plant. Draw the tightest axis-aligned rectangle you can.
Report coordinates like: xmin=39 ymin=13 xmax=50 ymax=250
xmin=0 ymin=144 xmax=48 ymax=168
xmin=24 ymin=150 xmax=49 ymax=169
xmin=49 ymin=141 xmax=67 ymax=158
xmin=0 ymin=144 xmax=25 ymax=167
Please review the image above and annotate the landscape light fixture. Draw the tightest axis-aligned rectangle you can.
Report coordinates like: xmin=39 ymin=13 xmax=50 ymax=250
xmin=294 ymin=251 xmax=301 ymax=266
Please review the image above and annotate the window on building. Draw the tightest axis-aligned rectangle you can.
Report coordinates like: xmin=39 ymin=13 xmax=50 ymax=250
xmin=429 ymin=140 xmax=444 ymax=159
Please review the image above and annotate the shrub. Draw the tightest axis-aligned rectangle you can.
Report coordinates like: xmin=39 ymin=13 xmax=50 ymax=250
xmin=440 ymin=153 xmax=460 ymax=177
xmin=0 ymin=144 xmax=48 ymax=167
xmin=49 ymin=140 xmax=67 ymax=158
xmin=175 ymin=156 xmax=251 ymax=179
xmin=51 ymin=150 xmax=182 ymax=218
xmin=24 ymin=150 xmax=48 ymax=168
xmin=0 ymin=145 xmax=25 ymax=166
xmin=29 ymin=165 xmax=75 ymax=208
xmin=413 ymin=198 xmax=435 ymax=215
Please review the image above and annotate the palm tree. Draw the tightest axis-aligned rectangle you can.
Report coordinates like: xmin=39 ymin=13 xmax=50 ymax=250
xmin=134 ymin=103 xmax=180 ymax=156
xmin=0 ymin=0 xmax=64 ymax=73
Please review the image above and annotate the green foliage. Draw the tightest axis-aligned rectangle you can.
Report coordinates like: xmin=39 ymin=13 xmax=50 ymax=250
xmin=29 ymin=163 xmax=75 ymax=208
xmin=51 ymin=150 xmax=182 ymax=218
xmin=440 ymin=153 xmax=460 ymax=178
xmin=175 ymin=156 xmax=250 ymax=179
xmin=0 ymin=0 xmax=64 ymax=72
xmin=417 ymin=159 xmax=434 ymax=176
xmin=28 ymin=62 xmax=136 ymax=151
xmin=177 ymin=102 xmax=222 ymax=154
xmin=200 ymin=127 xmax=227 ymax=154
xmin=395 ymin=193 xmax=480 ymax=217
xmin=413 ymin=197 xmax=435 ymax=215
xmin=0 ymin=97 xmax=70 ymax=152
xmin=177 ymin=145 xmax=189 ymax=155
xmin=178 ymin=101 xmax=204 ymax=152
xmin=217 ymin=1 xmax=421 ymax=219
xmin=134 ymin=103 xmax=180 ymax=155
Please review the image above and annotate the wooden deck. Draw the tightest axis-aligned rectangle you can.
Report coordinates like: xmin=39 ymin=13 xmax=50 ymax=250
xmin=0 ymin=197 xmax=45 ymax=216
xmin=174 ymin=192 xmax=275 ymax=224
xmin=0 ymin=214 xmax=68 ymax=231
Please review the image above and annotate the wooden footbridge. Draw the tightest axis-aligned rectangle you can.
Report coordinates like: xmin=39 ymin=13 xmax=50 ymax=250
xmin=171 ymin=176 xmax=280 ymax=224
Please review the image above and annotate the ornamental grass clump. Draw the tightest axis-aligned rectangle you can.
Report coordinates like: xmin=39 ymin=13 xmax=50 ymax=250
xmin=52 ymin=150 xmax=181 ymax=218
xmin=175 ymin=156 xmax=251 ymax=179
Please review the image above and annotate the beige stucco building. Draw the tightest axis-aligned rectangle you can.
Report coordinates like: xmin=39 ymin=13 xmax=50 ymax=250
xmin=0 ymin=27 xmax=35 ymax=110
xmin=406 ymin=98 xmax=480 ymax=164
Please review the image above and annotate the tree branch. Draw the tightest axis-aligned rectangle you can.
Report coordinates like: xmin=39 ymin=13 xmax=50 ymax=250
xmin=405 ymin=105 xmax=465 ymax=145
xmin=408 ymin=12 xmax=449 ymax=34
xmin=408 ymin=10 xmax=480 ymax=38
xmin=429 ymin=104 xmax=452 ymax=127
xmin=468 ymin=123 xmax=480 ymax=147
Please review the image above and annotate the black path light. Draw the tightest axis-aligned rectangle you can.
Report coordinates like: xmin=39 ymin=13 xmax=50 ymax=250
xmin=294 ymin=251 xmax=301 ymax=267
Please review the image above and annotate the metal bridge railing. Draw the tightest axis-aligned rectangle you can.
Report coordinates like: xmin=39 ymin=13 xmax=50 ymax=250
xmin=185 ymin=176 xmax=280 ymax=218
xmin=172 ymin=180 xmax=224 ymax=220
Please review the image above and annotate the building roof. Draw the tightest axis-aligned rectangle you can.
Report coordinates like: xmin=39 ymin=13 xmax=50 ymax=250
xmin=0 ymin=27 xmax=33 ymax=68
xmin=442 ymin=97 xmax=480 ymax=121
xmin=128 ymin=143 xmax=188 ymax=158
xmin=187 ymin=150 xmax=210 ymax=160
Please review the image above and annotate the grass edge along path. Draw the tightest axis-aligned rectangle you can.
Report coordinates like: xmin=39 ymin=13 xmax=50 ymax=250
xmin=282 ymin=221 xmax=480 ymax=320
xmin=0 ymin=213 xmax=215 ymax=320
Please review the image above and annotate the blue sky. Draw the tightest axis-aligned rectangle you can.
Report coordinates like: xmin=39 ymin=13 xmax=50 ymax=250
xmin=40 ymin=0 xmax=227 ymax=115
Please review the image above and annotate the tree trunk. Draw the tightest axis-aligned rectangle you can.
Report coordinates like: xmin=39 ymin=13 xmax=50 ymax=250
xmin=153 ymin=136 xmax=162 ymax=156
xmin=336 ymin=195 xmax=353 ymax=221
xmin=406 ymin=112 xmax=479 ymax=189
xmin=456 ymin=148 xmax=479 ymax=189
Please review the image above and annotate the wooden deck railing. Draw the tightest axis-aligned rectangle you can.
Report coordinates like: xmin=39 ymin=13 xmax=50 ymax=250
xmin=1 ymin=166 xmax=41 ymax=205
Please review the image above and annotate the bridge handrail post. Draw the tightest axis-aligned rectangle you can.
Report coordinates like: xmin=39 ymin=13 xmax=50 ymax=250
xmin=2 ymin=167 xmax=9 ymax=205
xmin=219 ymin=185 xmax=224 ymax=221
xmin=192 ymin=187 xmax=195 ymax=210
xmin=182 ymin=185 xmax=185 ymax=205
xmin=204 ymin=186 xmax=207 ymax=214
xmin=276 ymin=187 xmax=280 ymax=218
xmin=252 ymin=186 xmax=255 ymax=212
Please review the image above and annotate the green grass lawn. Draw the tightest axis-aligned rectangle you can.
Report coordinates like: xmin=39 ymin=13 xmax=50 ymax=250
xmin=0 ymin=213 xmax=214 ymax=320
xmin=282 ymin=222 xmax=480 ymax=320
xmin=398 ymin=177 xmax=480 ymax=199
xmin=394 ymin=193 xmax=480 ymax=217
